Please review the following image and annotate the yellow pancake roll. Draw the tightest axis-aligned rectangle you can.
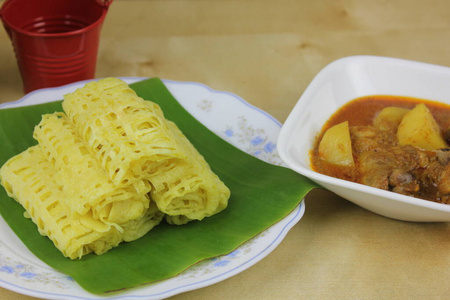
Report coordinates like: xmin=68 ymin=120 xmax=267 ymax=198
xmin=33 ymin=112 xmax=151 ymax=225
xmin=63 ymin=78 xmax=230 ymax=224
xmin=0 ymin=146 xmax=123 ymax=259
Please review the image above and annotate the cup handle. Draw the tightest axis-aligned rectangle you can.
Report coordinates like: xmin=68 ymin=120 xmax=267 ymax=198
xmin=96 ymin=0 xmax=113 ymax=7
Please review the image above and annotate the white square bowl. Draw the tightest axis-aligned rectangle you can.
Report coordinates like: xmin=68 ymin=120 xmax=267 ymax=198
xmin=277 ymin=55 xmax=450 ymax=222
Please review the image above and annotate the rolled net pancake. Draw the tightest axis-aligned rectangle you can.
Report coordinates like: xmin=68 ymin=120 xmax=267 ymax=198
xmin=0 ymin=146 xmax=123 ymax=259
xmin=62 ymin=78 xmax=230 ymax=223
xmin=153 ymin=120 xmax=230 ymax=224
xmin=62 ymin=78 xmax=186 ymax=188
xmin=33 ymin=112 xmax=151 ymax=226
xmin=0 ymin=144 xmax=164 ymax=259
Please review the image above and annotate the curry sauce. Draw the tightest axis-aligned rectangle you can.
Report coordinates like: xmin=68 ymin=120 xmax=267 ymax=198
xmin=311 ymin=95 xmax=450 ymax=204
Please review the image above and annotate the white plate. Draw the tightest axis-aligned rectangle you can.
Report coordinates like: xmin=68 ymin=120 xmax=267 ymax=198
xmin=277 ymin=55 xmax=450 ymax=222
xmin=0 ymin=78 xmax=305 ymax=299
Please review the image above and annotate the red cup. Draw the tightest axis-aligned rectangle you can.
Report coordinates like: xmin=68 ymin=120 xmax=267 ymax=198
xmin=0 ymin=0 xmax=112 ymax=93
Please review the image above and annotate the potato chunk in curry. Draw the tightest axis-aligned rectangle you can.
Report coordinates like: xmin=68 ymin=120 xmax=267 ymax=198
xmin=373 ymin=106 xmax=410 ymax=131
xmin=318 ymin=121 xmax=354 ymax=167
xmin=397 ymin=103 xmax=447 ymax=150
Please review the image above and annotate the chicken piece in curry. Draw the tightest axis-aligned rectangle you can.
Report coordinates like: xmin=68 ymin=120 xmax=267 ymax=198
xmin=311 ymin=96 xmax=450 ymax=204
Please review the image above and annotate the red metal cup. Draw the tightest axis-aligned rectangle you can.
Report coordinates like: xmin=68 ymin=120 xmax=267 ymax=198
xmin=0 ymin=0 xmax=112 ymax=93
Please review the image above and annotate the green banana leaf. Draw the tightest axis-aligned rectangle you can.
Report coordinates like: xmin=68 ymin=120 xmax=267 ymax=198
xmin=0 ymin=78 xmax=319 ymax=294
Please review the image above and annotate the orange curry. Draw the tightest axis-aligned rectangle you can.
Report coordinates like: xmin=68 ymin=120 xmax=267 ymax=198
xmin=311 ymin=95 xmax=450 ymax=204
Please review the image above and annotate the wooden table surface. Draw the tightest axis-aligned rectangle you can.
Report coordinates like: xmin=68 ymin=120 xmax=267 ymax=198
xmin=0 ymin=0 xmax=449 ymax=299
